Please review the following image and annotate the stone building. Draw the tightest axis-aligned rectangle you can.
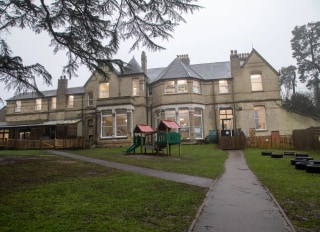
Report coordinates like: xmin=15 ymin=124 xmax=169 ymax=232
xmin=1 ymin=49 xmax=319 ymax=147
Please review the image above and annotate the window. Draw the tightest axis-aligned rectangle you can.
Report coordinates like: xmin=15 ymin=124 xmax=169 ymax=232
xmin=133 ymin=79 xmax=139 ymax=96
xmin=165 ymin=81 xmax=175 ymax=94
xmin=101 ymin=111 xmax=113 ymax=137
xmin=51 ymin=97 xmax=56 ymax=110
xmin=101 ymin=110 xmax=128 ymax=138
xmin=219 ymin=108 xmax=233 ymax=131
xmin=165 ymin=79 xmax=188 ymax=94
xmin=179 ymin=109 xmax=190 ymax=139
xmin=68 ymin=95 xmax=74 ymax=108
xmin=194 ymin=109 xmax=203 ymax=139
xmin=254 ymin=106 xmax=267 ymax=130
xmin=219 ymin=80 xmax=229 ymax=94
xmin=15 ymin=100 xmax=21 ymax=112
xmin=35 ymin=98 xmax=42 ymax=111
xmin=165 ymin=109 xmax=176 ymax=121
xmin=87 ymin=92 xmax=93 ymax=106
xmin=251 ymin=74 xmax=263 ymax=91
xmin=116 ymin=111 xmax=127 ymax=137
xmin=177 ymin=80 xmax=187 ymax=93
xmin=193 ymin=80 xmax=201 ymax=93
xmin=99 ymin=83 xmax=109 ymax=98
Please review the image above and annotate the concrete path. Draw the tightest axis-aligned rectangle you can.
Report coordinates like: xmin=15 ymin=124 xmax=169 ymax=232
xmin=190 ymin=150 xmax=295 ymax=232
xmin=47 ymin=150 xmax=212 ymax=188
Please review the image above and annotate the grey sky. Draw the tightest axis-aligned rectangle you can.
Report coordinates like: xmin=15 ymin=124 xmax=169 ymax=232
xmin=1 ymin=0 xmax=319 ymax=104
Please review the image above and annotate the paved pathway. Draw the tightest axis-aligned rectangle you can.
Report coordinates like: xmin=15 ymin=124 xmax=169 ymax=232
xmin=48 ymin=150 xmax=212 ymax=188
xmin=191 ymin=150 xmax=295 ymax=232
xmin=48 ymin=150 xmax=295 ymax=232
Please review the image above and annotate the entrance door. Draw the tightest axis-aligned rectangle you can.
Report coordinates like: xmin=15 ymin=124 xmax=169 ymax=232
xmin=219 ymin=108 xmax=234 ymax=136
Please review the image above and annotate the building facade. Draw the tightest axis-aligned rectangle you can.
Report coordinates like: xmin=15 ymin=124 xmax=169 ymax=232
xmin=1 ymin=49 xmax=319 ymax=147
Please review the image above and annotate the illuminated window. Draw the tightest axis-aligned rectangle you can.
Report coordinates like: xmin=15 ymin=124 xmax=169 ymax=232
xmin=15 ymin=100 xmax=21 ymax=112
xmin=35 ymin=98 xmax=42 ymax=111
xmin=165 ymin=79 xmax=188 ymax=94
xmin=101 ymin=110 xmax=128 ymax=138
xmin=219 ymin=80 xmax=229 ymax=93
xmin=133 ymin=79 xmax=139 ymax=96
xmin=68 ymin=95 xmax=74 ymax=108
xmin=99 ymin=83 xmax=109 ymax=98
xmin=254 ymin=106 xmax=267 ymax=130
xmin=51 ymin=97 xmax=56 ymax=110
xmin=251 ymin=74 xmax=263 ymax=91
xmin=179 ymin=109 xmax=189 ymax=139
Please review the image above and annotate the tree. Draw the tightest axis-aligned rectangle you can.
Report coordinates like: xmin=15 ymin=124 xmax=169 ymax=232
xmin=279 ymin=65 xmax=297 ymax=99
xmin=283 ymin=92 xmax=319 ymax=118
xmin=0 ymin=0 xmax=200 ymax=96
xmin=291 ymin=21 xmax=320 ymax=109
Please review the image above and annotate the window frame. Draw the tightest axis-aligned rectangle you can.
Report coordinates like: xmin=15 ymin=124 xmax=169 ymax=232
xmin=35 ymin=98 xmax=42 ymax=111
xmin=15 ymin=100 xmax=21 ymax=112
xmin=51 ymin=97 xmax=56 ymax=110
xmin=99 ymin=82 xmax=109 ymax=98
xmin=251 ymin=74 xmax=263 ymax=91
xmin=67 ymin=95 xmax=74 ymax=109
xmin=219 ymin=80 xmax=229 ymax=94
xmin=164 ymin=79 xmax=188 ymax=94
xmin=87 ymin=92 xmax=93 ymax=107
xmin=132 ymin=79 xmax=139 ymax=96
xmin=254 ymin=106 xmax=267 ymax=131
xmin=192 ymin=80 xmax=201 ymax=93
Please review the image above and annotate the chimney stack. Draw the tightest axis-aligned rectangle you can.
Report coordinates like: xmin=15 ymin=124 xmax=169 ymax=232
xmin=177 ymin=54 xmax=190 ymax=65
xmin=141 ymin=51 xmax=147 ymax=73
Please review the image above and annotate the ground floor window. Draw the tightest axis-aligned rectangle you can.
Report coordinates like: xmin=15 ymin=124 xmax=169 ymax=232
xmin=155 ymin=106 xmax=204 ymax=140
xmin=254 ymin=106 xmax=267 ymax=130
xmin=101 ymin=109 xmax=128 ymax=138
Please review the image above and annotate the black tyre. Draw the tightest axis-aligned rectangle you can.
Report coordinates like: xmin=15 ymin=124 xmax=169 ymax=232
xmin=296 ymin=153 xmax=309 ymax=157
xmin=295 ymin=161 xmax=311 ymax=170
xmin=271 ymin=153 xmax=283 ymax=158
xmin=261 ymin=151 xmax=272 ymax=156
xmin=306 ymin=165 xmax=320 ymax=173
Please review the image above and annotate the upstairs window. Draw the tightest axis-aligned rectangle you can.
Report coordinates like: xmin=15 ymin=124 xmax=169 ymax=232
xmin=219 ymin=80 xmax=229 ymax=94
xmin=99 ymin=83 xmax=109 ymax=98
xmin=251 ymin=74 xmax=263 ymax=91
xmin=15 ymin=100 xmax=21 ymax=112
xmin=68 ymin=95 xmax=74 ymax=108
xmin=88 ymin=92 xmax=93 ymax=106
xmin=35 ymin=98 xmax=42 ymax=111
xmin=254 ymin=106 xmax=267 ymax=130
xmin=51 ymin=97 xmax=56 ymax=110
xmin=192 ymin=80 xmax=201 ymax=93
xmin=133 ymin=79 xmax=139 ymax=96
xmin=165 ymin=79 xmax=188 ymax=94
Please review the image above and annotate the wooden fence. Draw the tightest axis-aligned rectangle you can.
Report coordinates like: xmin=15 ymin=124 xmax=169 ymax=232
xmin=293 ymin=127 xmax=320 ymax=150
xmin=0 ymin=138 xmax=84 ymax=150
xmin=247 ymin=135 xmax=293 ymax=149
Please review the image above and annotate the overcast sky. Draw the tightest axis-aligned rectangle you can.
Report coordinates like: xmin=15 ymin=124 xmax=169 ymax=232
xmin=1 ymin=0 xmax=319 ymax=104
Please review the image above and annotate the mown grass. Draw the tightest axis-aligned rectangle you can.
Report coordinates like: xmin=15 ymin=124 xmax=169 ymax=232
xmin=244 ymin=149 xmax=320 ymax=232
xmin=72 ymin=144 xmax=227 ymax=178
xmin=0 ymin=144 xmax=226 ymax=232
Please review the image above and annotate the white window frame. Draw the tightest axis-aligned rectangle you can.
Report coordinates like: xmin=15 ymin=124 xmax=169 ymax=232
xmin=179 ymin=109 xmax=190 ymax=139
xmin=194 ymin=109 xmax=203 ymax=139
xmin=100 ymin=110 xmax=128 ymax=138
xmin=87 ymin=92 xmax=93 ymax=107
xmin=165 ymin=79 xmax=188 ymax=94
xmin=254 ymin=106 xmax=267 ymax=130
xmin=192 ymin=80 xmax=201 ymax=93
xmin=251 ymin=74 xmax=263 ymax=91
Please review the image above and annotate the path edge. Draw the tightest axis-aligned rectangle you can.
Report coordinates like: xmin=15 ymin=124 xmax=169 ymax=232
xmin=187 ymin=174 xmax=223 ymax=232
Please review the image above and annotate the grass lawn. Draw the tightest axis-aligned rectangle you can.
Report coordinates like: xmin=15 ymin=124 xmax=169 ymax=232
xmin=244 ymin=149 xmax=320 ymax=232
xmin=72 ymin=144 xmax=227 ymax=179
xmin=0 ymin=144 xmax=226 ymax=231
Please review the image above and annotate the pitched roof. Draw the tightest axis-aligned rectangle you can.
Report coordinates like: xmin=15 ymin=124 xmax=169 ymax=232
xmin=157 ymin=120 xmax=180 ymax=131
xmin=151 ymin=57 xmax=203 ymax=83
xmin=122 ymin=57 xmax=144 ymax=75
xmin=6 ymin=87 xmax=84 ymax=101
xmin=133 ymin=124 xmax=154 ymax=133
xmin=147 ymin=59 xmax=232 ymax=83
